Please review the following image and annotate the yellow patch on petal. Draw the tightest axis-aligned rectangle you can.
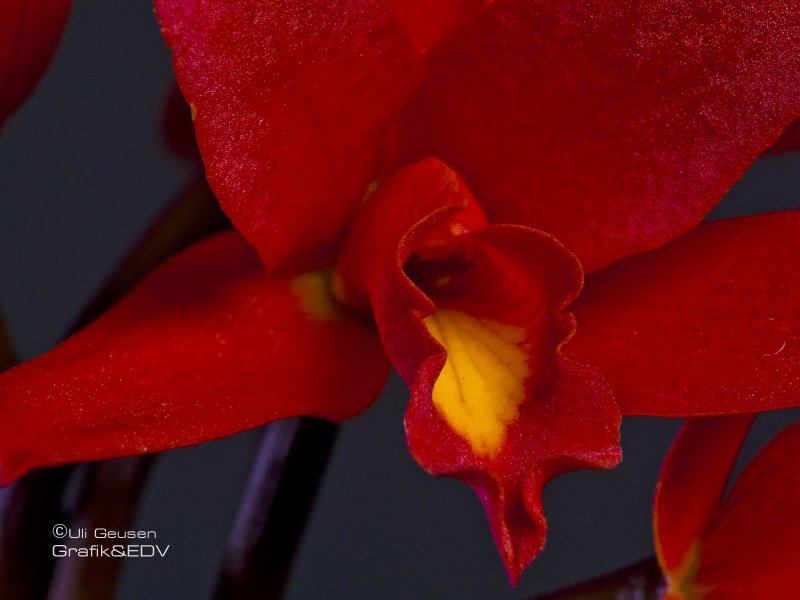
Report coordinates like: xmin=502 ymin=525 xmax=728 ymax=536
xmin=424 ymin=310 xmax=529 ymax=457
xmin=291 ymin=272 xmax=338 ymax=322
xmin=666 ymin=542 xmax=712 ymax=600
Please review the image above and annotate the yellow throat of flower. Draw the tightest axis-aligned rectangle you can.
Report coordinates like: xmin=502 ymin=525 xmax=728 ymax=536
xmin=424 ymin=309 xmax=529 ymax=458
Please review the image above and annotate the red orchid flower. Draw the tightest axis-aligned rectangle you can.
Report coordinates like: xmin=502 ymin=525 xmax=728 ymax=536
xmin=0 ymin=0 xmax=71 ymax=127
xmin=654 ymin=415 xmax=800 ymax=598
xmin=2 ymin=0 xmax=800 ymax=583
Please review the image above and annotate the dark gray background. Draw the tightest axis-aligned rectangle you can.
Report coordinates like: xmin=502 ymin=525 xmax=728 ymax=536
xmin=2 ymin=3 xmax=799 ymax=599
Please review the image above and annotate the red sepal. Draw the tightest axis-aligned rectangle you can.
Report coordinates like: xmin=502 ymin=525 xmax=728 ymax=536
xmin=569 ymin=211 xmax=800 ymax=416
xmin=0 ymin=231 xmax=390 ymax=485
xmin=395 ymin=0 xmax=800 ymax=271
xmin=655 ymin=417 xmax=800 ymax=599
xmin=155 ymin=0 xmax=423 ymax=270
xmin=338 ymin=158 xmax=621 ymax=582
xmin=0 ymin=0 xmax=70 ymax=127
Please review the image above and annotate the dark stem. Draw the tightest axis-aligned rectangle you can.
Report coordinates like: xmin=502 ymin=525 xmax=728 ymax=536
xmin=0 ymin=468 xmax=73 ymax=600
xmin=72 ymin=178 xmax=228 ymax=330
xmin=0 ymin=179 xmax=229 ymax=599
xmin=46 ymin=457 xmax=153 ymax=600
xmin=214 ymin=418 xmax=339 ymax=600
xmin=529 ymin=558 xmax=666 ymax=600
xmin=0 ymin=316 xmax=70 ymax=599
xmin=0 ymin=314 xmax=16 ymax=372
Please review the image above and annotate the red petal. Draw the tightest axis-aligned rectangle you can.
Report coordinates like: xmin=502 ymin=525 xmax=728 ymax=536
xmin=389 ymin=0 xmax=491 ymax=53
xmin=569 ymin=212 xmax=800 ymax=416
xmin=338 ymin=158 xmax=620 ymax=582
xmin=767 ymin=119 xmax=800 ymax=154
xmin=653 ymin=416 xmax=753 ymax=577
xmin=696 ymin=423 xmax=800 ymax=598
xmin=0 ymin=0 xmax=70 ymax=126
xmin=154 ymin=0 xmax=424 ymax=270
xmin=0 ymin=231 xmax=390 ymax=485
xmin=395 ymin=1 xmax=800 ymax=271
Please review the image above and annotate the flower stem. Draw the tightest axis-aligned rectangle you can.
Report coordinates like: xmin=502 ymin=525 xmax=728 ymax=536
xmin=0 ymin=314 xmax=16 ymax=372
xmin=0 ymin=314 xmax=70 ymax=600
xmin=46 ymin=179 xmax=228 ymax=600
xmin=71 ymin=179 xmax=229 ymax=330
xmin=46 ymin=457 xmax=154 ymax=600
xmin=214 ymin=418 xmax=338 ymax=600
xmin=529 ymin=558 xmax=666 ymax=600
xmin=0 ymin=179 xmax=228 ymax=599
xmin=0 ymin=467 xmax=73 ymax=600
